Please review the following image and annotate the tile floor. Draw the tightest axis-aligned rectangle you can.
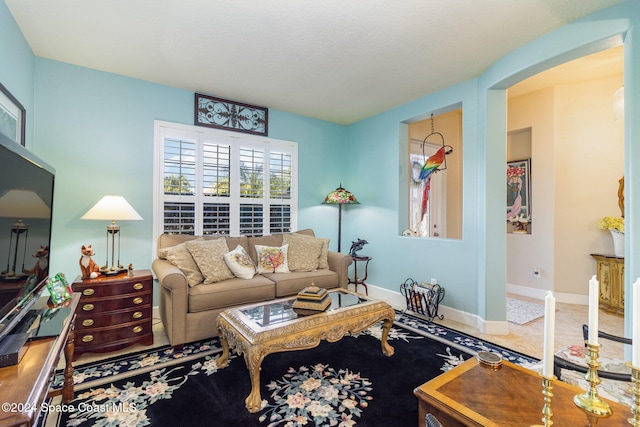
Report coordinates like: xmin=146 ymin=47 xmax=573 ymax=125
xmin=433 ymin=294 xmax=626 ymax=361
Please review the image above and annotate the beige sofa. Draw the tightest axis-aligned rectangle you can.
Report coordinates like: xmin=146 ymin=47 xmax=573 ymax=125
xmin=152 ymin=229 xmax=353 ymax=347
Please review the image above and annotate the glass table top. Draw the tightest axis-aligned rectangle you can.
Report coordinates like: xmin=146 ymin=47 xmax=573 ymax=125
xmin=240 ymin=290 xmax=368 ymax=327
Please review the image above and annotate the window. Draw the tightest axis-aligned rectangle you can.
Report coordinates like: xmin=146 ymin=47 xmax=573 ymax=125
xmin=153 ymin=121 xmax=297 ymax=239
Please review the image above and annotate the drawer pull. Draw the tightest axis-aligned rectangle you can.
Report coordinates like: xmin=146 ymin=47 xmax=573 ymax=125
xmin=132 ymin=311 xmax=143 ymax=319
xmin=132 ymin=326 xmax=143 ymax=334
xmin=133 ymin=297 xmax=143 ymax=305
xmin=82 ymin=319 xmax=95 ymax=327
xmin=83 ymin=288 xmax=95 ymax=296
xmin=82 ymin=303 xmax=95 ymax=311
xmin=82 ymin=335 xmax=94 ymax=343
xmin=133 ymin=283 xmax=144 ymax=291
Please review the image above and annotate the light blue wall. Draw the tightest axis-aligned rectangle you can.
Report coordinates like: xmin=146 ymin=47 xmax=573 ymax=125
xmin=0 ymin=0 xmax=34 ymax=148
xmin=343 ymin=79 xmax=481 ymax=316
xmin=31 ymin=59 xmax=348 ymax=285
xmin=2 ymin=0 xmax=639 ymax=332
xmin=341 ymin=1 xmax=639 ymax=333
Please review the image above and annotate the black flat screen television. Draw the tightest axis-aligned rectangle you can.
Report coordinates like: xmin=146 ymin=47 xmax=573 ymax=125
xmin=0 ymin=134 xmax=55 ymax=342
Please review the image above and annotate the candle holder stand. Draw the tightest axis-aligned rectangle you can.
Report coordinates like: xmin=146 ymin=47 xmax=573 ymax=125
xmin=629 ymin=365 xmax=640 ymax=426
xmin=573 ymin=343 xmax=612 ymax=425
xmin=531 ymin=375 xmax=555 ymax=427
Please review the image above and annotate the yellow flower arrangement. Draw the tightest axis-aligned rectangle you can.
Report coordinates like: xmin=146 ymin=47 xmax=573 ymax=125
xmin=597 ymin=216 xmax=624 ymax=233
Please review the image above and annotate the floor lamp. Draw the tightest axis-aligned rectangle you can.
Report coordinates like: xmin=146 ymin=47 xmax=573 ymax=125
xmin=322 ymin=184 xmax=359 ymax=252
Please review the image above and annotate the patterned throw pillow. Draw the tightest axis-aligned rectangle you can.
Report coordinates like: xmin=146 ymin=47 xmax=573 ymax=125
xmin=283 ymin=233 xmax=324 ymax=272
xmin=185 ymin=238 xmax=235 ymax=285
xmin=223 ymin=245 xmax=256 ymax=279
xmin=160 ymin=242 xmax=204 ymax=287
xmin=317 ymin=237 xmax=330 ymax=269
xmin=254 ymin=244 xmax=289 ymax=274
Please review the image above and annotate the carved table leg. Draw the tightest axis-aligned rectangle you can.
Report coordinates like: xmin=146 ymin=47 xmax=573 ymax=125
xmin=62 ymin=322 xmax=75 ymax=402
xmin=217 ymin=335 xmax=229 ymax=368
xmin=380 ymin=317 xmax=395 ymax=357
xmin=244 ymin=346 xmax=265 ymax=413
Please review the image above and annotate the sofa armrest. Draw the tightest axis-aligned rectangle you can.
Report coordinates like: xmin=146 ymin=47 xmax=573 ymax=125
xmin=327 ymin=251 xmax=353 ymax=289
xmin=152 ymin=258 xmax=189 ymax=346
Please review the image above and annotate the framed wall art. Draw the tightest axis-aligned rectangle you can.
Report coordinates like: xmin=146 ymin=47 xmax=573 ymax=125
xmin=0 ymin=83 xmax=25 ymax=146
xmin=506 ymin=159 xmax=531 ymax=219
xmin=194 ymin=93 xmax=268 ymax=136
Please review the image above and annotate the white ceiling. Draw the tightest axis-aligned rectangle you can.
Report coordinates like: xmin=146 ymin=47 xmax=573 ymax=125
xmin=5 ymin=0 xmax=625 ymax=124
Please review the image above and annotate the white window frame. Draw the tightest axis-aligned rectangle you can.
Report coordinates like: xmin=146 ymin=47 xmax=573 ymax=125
xmin=153 ymin=120 xmax=298 ymax=250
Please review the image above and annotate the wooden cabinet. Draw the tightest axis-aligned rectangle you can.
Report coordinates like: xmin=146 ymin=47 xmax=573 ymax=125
xmin=72 ymin=269 xmax=153 ymax=360
xmin=591 ymin=254 xmax=624 ymax=315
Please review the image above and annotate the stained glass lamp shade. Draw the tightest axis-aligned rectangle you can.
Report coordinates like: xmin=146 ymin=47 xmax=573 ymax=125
xmin=322 ymin=185 xmax=359 ymax=252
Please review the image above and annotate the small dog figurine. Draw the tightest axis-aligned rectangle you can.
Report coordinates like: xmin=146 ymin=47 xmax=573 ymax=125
xmin=79 ymin=245 xmax=101 ymax=279
xmin=349 ymin=238 xmax=368 ymax=257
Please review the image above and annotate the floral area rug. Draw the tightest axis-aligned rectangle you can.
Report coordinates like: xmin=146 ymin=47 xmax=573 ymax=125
xmin=43 ymin=312 xmax=538 ymax=427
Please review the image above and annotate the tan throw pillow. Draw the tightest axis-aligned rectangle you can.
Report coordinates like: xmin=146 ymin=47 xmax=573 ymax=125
xmin=283 ymin=233 xmax=324 ymax=272
xmin=185 ymin=238 xmax=234 ymax=285
xmin=223 ymin=245 xmax=256 ymax=280
xmin=254 ymin=244 xmax=289 ymax=274
xmin=161 ymin=243 xmax=204 ymax=287
xmin=317 ymin=237 xmax=330 ymax=269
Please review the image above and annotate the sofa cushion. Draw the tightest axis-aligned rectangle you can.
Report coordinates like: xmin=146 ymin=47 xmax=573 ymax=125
xmin=264 ymin=269 xmax=339 ymax=297
xmin=317 ymin=238 xmax=330 ymax=269
xmin=247 ymin=234 xmax=284 ymax=263
xmin=159 ymin=242 xmax=204 ymax=287
xmin=157 ymin=233 xmax=249 ymax=255
xmin=283 ymin=233 xmax=325 ymax=272
xmin=185 ymin=239 xmax=235 ymax=285
xmin=255 ymin=244 xmax=290 ymax=273
xmin=223 ymin=245 xmax=256 ymax=279
xmin=188 ymin=276 xmax=276 ymax=312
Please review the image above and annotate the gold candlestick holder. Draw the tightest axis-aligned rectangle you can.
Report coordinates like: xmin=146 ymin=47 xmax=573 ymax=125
xmin=574 ymin=343 xmax=612 ymax=425
xmin=629 ymin=365 xmax=640 ymax=426
xmin=531 ymin=375 xmax=555 ymax=427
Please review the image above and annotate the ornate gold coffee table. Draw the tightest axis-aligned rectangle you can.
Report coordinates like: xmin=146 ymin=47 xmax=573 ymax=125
xmin=216 ymin=289 xmax=395 ymax=413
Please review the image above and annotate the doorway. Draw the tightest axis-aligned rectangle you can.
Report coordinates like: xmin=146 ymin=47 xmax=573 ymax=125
xmin=505 ymin=46 xmax=624 ymax=327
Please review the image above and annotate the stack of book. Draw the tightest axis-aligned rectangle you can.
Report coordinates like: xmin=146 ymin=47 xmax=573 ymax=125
xmin=292 ymin=284 xmax=330 ymax=315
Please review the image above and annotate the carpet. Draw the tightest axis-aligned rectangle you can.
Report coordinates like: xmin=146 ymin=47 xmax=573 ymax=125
xmin=44 ymin=312 xmax=538 ymax=427
xmin=507 ymin=297 xmax=545 ymax=325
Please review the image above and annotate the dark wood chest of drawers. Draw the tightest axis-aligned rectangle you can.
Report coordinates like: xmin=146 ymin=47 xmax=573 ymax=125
xmin=72 ymin=269 xmax=154 ymax=360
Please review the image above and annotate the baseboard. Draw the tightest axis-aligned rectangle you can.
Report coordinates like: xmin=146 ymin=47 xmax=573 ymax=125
xmin=361 ymin=283 xmax=510 ymax=335
xmin=507 ymin=283 xmax=588 ymax=305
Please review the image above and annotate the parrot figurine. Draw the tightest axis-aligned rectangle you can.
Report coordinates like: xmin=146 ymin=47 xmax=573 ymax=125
xmin=420 ymin=145 xmax=453 ymax=220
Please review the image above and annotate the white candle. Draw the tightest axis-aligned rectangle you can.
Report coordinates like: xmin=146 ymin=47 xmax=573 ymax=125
xmin=633 ymin=278 xmax=640 ymax=369
xmin=588 ymin=275 xmax=599 ymax=345
xmin=543 ymin=291 xmax=556 ymax=378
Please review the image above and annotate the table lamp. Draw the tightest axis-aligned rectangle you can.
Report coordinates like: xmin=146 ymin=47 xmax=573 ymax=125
xmin=0 ymin=189 xmax=50 ymax=282
xmin=322 ymin=184 xmax=359 ymax=252
xmin=81 ymin=195 xmax=142 ymax=275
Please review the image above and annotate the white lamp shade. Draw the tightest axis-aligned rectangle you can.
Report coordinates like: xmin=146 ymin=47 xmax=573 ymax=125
xmin=0 ymin=189 xmax=51 ymax=218
xmin=81 ymin=195 xmax=143 ymax=221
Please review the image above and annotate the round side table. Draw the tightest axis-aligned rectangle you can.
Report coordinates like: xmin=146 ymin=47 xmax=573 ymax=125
xmin=348 ymin=256 xmax=371 ymax=295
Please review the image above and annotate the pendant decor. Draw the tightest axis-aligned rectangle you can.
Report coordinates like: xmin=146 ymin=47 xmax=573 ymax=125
xmin=418 ymin=114 xmax=453 ymax=221
xmin=610 ymin=230 xmax=624 ymax=257
xmin=195 ymin=93 xmax=268 ymax=136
